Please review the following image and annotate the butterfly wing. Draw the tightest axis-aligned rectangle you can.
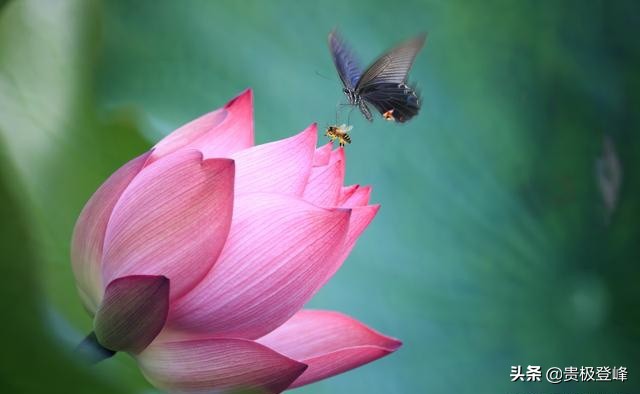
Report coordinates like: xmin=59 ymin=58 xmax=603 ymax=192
xmin=355 ymin=34 xmax=425 ymax=122
xmin=355 ymin=33 xmax=426 ymax=89
xmin=358 ymin=82 xmax=420 ymax=123
xmin=328 ymin=30 xmax=362 ymax=90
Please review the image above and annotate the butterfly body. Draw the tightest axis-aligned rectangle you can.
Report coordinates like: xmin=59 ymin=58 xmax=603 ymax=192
xmin=329 ymin=30 xmax=426 ymax=123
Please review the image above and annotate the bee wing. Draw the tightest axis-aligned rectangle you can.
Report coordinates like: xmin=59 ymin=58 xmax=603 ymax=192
xmin=328 ymin=30 xmax=363 ymax=90
xmin=355 ymin=33 xmax=426 ymax=90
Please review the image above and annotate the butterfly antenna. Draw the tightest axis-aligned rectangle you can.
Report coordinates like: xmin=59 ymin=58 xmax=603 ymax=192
xmin=346 ymin=106 xmax=356 ymax=125
xmin=335 ymin=101 xmax=350 ymax=123
xmin=315 ymin=70 xmax=333 ymax=81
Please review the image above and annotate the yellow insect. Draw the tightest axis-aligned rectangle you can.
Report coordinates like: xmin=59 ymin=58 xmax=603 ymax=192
xmin=325 ymin=124 xmax=353 ymax=147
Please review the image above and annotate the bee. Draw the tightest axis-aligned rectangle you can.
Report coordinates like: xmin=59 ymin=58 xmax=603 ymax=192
xmin=325 ymin=124 xmax=353 ymax=147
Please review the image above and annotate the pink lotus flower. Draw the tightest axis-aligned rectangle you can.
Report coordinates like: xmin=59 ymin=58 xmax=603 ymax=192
xmin=71 ymin=89 xmax=401 ymax=393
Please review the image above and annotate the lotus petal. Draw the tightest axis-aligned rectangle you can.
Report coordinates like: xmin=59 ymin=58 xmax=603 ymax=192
xmin=138 ymin=337 xmax=307 ymax=394
xmin=258 ymin=309 xmax=401 ymax=388
xmin=168 ymin=193 xmax=350 ymax=339
xmin=231 ymin=124 xmax=317 ymax=196
xmin=94 ymin=275 xmax=170 ymax=353
xmin=319 ymin=204 xmax=380 ymax=287
xmin=329 ymin=146 xmax=345 ymax=165
xmin=71 ymin=152 xmax=150 ymax=313
xmin=312 ymin=143 xmax=332 ymax=166
xmin=341 ymin=185 xmax=371 ymax=207
xmin=338 ymin=184 xmax=359 ymax=205
xmin=102 ymin=150 xmax=234 ymax=300
xmin=303 ymin=159 xmax=344 ymax=207
xmin=151 ymin=89 xmax=254 ymax=161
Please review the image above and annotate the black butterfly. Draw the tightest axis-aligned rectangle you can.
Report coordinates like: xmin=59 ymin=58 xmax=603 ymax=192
xmin=328 ymin=30 xmax=426 ymax=123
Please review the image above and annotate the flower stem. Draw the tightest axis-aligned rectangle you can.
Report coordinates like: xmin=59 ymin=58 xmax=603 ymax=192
xmin=75 ymin=331 xmax=116 ymax=364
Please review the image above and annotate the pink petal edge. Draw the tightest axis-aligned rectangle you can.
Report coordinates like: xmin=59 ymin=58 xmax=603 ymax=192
xmin=312 ymin=143 xmax=333 ymax=166
xmin=150 ymin=89 xmax=254 ymax=162
xmin=341 ymin=185 xmax=372 ymax=207
xmin=138 ymin=337 xmax=307 ymax=394
xmin=231 ymin=123 xmax=317 ymax=196
xmin=71 ymin=151 xmax=151 ymax=313
xmin=302 ymin=158 xmax=345 ymax=207
xmin=329 ymin=146 xmax=345 ymax=165
xmin=289 ymin=345 xmax=397 ymax=389
xmin=338 ymin=184 xmax=359 ymax=205
xmin=317 ymin=204 xmax=380 ymax=288
xmin=335 ymin=204 xmax=380 ymax=267
xmin=94 ymin=275 xmax=170 ymax=354
xmin=257 ymin=309 xmax=401 ymax=389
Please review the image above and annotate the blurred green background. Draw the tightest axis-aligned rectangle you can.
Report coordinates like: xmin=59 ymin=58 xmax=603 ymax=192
xmin=1 ymin=0 xmax=638 ymax=393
